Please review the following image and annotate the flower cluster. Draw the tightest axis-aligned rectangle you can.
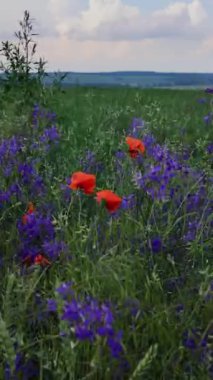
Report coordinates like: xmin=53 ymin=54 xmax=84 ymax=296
xmin=0 ymin=105 xmax=65 ymax=268
xmin=48 ymin=282 xmax=126 ymax=362
xmin=67 ymin=135 xmax=146 ymax=213
xmin=17 ymin=203 xmax=66 ymax=265
xmin=4 ymin=353 xmax=39 ymax=380
xmin=0 ymin=105 xmax=60 ymax=211
xmin=79 ymin=150 xmax=104 ymax=173
xmin=134 ymin=141 xmax=186 ymax=201
xmin=183 ymin=328 xmax=213 ymax=375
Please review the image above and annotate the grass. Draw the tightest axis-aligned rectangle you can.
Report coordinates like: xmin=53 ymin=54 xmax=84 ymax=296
xmin=0 ymin=86 xmax=212 ymax=379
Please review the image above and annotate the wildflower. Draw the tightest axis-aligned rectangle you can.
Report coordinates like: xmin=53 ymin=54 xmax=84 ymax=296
xmin=23 ymin=253 xmax=50 ymax=267
xmin=69 ymin=171 xmax=96 ymax=194
xmin=121 ymin=194 xmax=136 ymax=210
xmin=5 ymin=353 xmax=39 ymax=380
xmin=126 ymin=136 xmax=145 ymax=158
xmin=206 ymin=143 xmax=213 ymax=154
xmin=42 ymin=240 xmax=67 ymax=260
xmin=22 ymin=202 xmax=36 ymax=224
xmin=47 ymin=299 xmax=57 ymax=312
xmin=96 ymin=190 xmax=122 ymax=213
xmin=79 ymin=150 xmax=104 ymax=173
xmin=40 ymin=126 xmax=60 ymax=145
xmin=107 ymin=332 xmax=123 ymax=359
xmin=151 ymin=238 xmax=162 ymax=253
xmin=27 ymin=202 xmax=35 ymax=214
xmin=56 ymin=282 xmax=73 ymax=298
xmin=205 ymin=88 xmax=213 ymax=94
xmin=203 ymin=113 xmax=212 ymax=124
xmin=34 ymin=254 xmax=51 ymax=266
xmin=51 ymin=283 xmax=127 ymax=364
xmin=18 ymin=212 xmax=61 ymax=264
xmin=128 ymin=118 xmax=145 ymax=137
xmin=175 ymin=304 xmax=184 ymax=315
xmin=197 ymin=98 xmax=207 ymax=104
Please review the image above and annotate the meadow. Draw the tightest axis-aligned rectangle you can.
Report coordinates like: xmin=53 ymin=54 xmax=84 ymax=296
xmin=0 ymin=85 xmax=213 ymax=380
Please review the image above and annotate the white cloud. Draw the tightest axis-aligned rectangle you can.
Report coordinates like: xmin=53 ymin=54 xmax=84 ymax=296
xmin=154 ymin=0 xmax=207 ymax=26
xmin=37 ymin=35 xmax=213 ymax=73
xmin=80 ymin=0 xmax=139 ymax=31
xmin=0 ymin=0 xmax=208 ymax=42
xmin=0 ymin=0 xmax=212 ymax=72
xmin=50 ymin=0 xmax=139 ymax=37
xmin=48 ymin=0 xmax=208 ymax=41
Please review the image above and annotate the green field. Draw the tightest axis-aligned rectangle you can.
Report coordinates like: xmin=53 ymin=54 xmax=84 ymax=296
xmin=0 ymin=86 xmax=212 ymax=379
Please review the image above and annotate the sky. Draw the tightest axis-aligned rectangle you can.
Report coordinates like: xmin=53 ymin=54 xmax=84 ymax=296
xmin=0 ymin=0 xmax=213 ymax=72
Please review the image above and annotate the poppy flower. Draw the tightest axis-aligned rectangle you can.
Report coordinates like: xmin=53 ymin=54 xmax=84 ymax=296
xmin=96 ymin=190 xmax=122 ymax=213
xmin=69 ymin=172 xmax=96 ymax=194
xmin=126 ymin=136 xmax=145 ymax=158
xmin=34 ymin=254 xmax=51 ymax=266
xmin=22 ymin=202 xmax=36 ymax=224
xmin=23 ymin=254 xmax=51 ymax=267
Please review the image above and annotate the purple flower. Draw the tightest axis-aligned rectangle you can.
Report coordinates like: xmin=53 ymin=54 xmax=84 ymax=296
xmin=17 ymin=210 xmax=66 ymax=265
xmin=184 ymin=336 xmax=196 ymax=350
xmin=121 ymin=194 xmax=136 ymax=211
xmin=205 ymin=88 xmax=213 ymax=94
xmin=56 ymin=282 xmax=73 ymax=298
xmin=206 ymin=143 xmax=213 ymax=155
xmin=75 ymin=325 xmax=94 ymax=341
xmin=18 ymin=163 xmax=35 ymax=183
xmin=197 ymin=98 xmax=207 ymax=104
xmin=203 ymin=113 xmax=212 ymax=124
xmin=42 ymin=240 xmax=67 ymax=260
xmin=183 ymin=327 xmax=213 ymax=374
xmin=79 ymin=150 xmax=104 ymax=173
xmin=184 ymin=220 xmax=201 ymax=242
xmin=115 ymin=150 xmax=126 ymax=160
xmin=0 ymin=190 xmax=11 ymax=204
xmin=40 ymin=126 xmax=60 ymax=144
xmin=128 ymin=118 xmax=145 ymax=137
xmin=51 ymin=283 xmax=126 ymax=363
xmin=61 ymin=178 xmax=72 ymax=203
xmin=47 ymin=299 xmax=57 ymax=312
xmin=176 ymin=304 xmax=184 ymax=314
xmin=5 ymin=353 xmax=39 ymax=380
xmin=151 ymin=238 xmax=162 ymax=253
xmin=107 ymin=332 xmax=123 ymax=359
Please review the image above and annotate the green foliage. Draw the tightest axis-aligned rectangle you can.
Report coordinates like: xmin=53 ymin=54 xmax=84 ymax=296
xmin=0 ymin=10 xmax=47 ymax=108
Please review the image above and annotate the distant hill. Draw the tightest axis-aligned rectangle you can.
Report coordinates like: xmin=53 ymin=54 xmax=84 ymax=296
xmin=44 ymin=71 xmax=213 ymax=88
xmin=1 ymin=71 xmax=213 ymax=88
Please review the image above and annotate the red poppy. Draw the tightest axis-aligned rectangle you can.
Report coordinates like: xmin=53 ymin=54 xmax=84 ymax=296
xmin=22 ymin=202 xmax=36 ymax=224
xmin=96 ymin=190 xmax=122 ymax=213
xmin=69 ymin=171 xmax=96 ymax=194
xmin=28 ymin=202 xmax=35 ymax=213
xmin=34 ymin=254 xmax=51 ymax=266
xmin=23 ymin=254 xmax=51 ymax=267
xmin=126 ymin=136 xmax=145 ymax=158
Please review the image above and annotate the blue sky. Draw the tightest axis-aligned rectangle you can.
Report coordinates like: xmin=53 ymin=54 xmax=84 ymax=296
xmin=0 ymin=0 xmax=213 ymax=72
xmin=126 ymin=0 xmax=213 ymax=12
